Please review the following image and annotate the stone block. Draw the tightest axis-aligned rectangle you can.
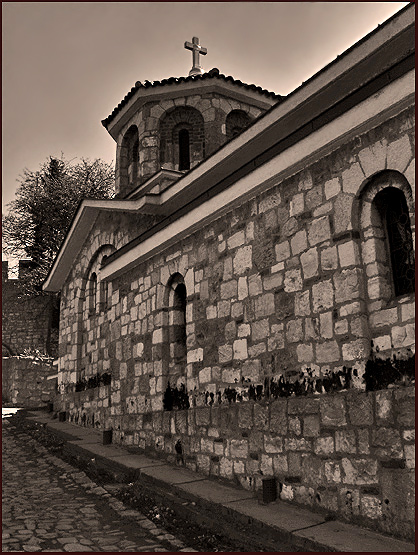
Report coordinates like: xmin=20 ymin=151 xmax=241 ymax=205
xmin=356 ymin=428 xmax=370 ymax=454
xmin=218 ymin=344 xmax=233 ymax=363
xmin=187 ymin=348 xmax=204 ymax=364
xmin=303 ymin=415 xmax=320 ymax=437
xmin=341 ymin=162 xmax=365 ymax=195
xmin=275 ymin=241 xmax=290 ymax=263
xmin=334 ymin=268 xmax=363 ymax=303
xmin=238 ymin=277 xmax=249 ymax=300
xmin=333 ymin=194 xmax=356 ymax=235
xmin=230 ymin=439 xmax=249 ymax=458
xmin=262 ymin=272 xmax=283 ymax=291
xmin=342 ymin=338 xmax=370 ymax=361
xmin=248 ymin=274 xmax=262 ymax=296
xmin=284 ymin=437 xmax=312 ymax=451
xmin=297 ymin=343 xmax=314 ymax=363
xmin=289 ymin=192 xmax=305 ymax=216
xmin=360 ymin=496 xmax=383 ymax=520
xmin=324 ymin=177 xmax=341 ymax=199
xmin=291 ymin=230 xmax=308 ymax=255
xmin=404 ymin=444 xmax=415 ymax=469
xmin=314 ymin=436 xmax=334 ymax=456
xmin=288 ymin=396 xmax=320 ymax=415
xmin=341 ymin=457 xmax=378 ymax=485
xmin=319 ymin=311 xmax=333 ymax=339
xmin=370 ymin=307 xmax=399 ymax=328
xmin=338 ymin=242 xmax=360 ymax=267
xmin=372 ymin=427 xmax=403 ymax=459
xmin=386 ymin=135 xmax=413 ymax=173
xmin=295 ymin=290 xmax=311 ymax=316
xmin=254 ymin=293 xmax=275 ymax=317
xmin=394 ymin=387 xmax=415 ymax=427
xmin=308 ymin=216 xmax=332 ymax=246
xmin=251 ymin=319 xmax=270 ymax=341
xmin=316 ymin=340 xmax=340 ymax=363
xmin=284 ymin=269 xmax=303 ymax=292
xmin=264 ymin=436 xmax=283 ymax=453
xmin=241 ymin=360 xmax=261 ymax=384
xmin=301 ymin=248 xmax=319 ymax=280
xmin=286 ymin=319 xmax=304 ymax=343
xmin=347 ymin=391 xmax=373 ymax=426
xmin=233 ymin=339 xmax=248 ymax=360
xmin=312 ymin=280 xmax=334 ymax=312
xmin=220 ymin=280 xmax=238 ymax=299
xmin=222 ymin=367 xmax=240 ymax=383
xmin=375 ymin=390 xmax=393 ymax=424
xmin=259 ymin=191 xmax=282 ymax=213
xmin=238 ymin=402 xmax=253 ymax=428
xmin=401 ymin=302 xmax=415 ymax=322
xmin=253 ymin=404 xmax=269 ymax=431
xmin=391 ymin=324 xmax=415 ymax=348
xmin=273 ymin=454 xmax=288 ymax=475
xmin=233 ymin=246 xmax=252 ymax=275
xmin=335 ymin=429 xmax=357 ymax=454
xmin=289 ymin=416 xmax=301 ymax=435
xmin=301 ymin=455 xmax=324 ymax=487
xmin=321 ymin=245 xmax=338 ymax=271
xmin=358 ymin=139 xmax=387 ymax=177
xmin=320 ymin=395 xmax=347 ymax=426
xmin=270 ymin=399 xmax=287 ymax=434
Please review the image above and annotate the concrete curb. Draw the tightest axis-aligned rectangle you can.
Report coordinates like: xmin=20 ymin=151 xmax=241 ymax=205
xmin=21 ymin=411 xmax=415 ymax=552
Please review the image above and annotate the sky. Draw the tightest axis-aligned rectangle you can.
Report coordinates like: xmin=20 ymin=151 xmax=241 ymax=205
xmin=2 ymin=1 xmax=410 ymax=214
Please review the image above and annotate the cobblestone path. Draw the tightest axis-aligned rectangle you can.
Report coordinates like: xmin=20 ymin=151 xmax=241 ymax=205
xmin=2 ymin=420 xmax=197 ymax=552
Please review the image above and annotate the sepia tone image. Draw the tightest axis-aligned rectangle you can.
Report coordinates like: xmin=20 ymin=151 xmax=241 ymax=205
xmin=2 ymin=2 xmax=414 ymax=552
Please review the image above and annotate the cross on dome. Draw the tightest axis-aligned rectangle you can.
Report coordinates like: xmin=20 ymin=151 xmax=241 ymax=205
xmin=184 ymin=36 xmax=207 ymax=76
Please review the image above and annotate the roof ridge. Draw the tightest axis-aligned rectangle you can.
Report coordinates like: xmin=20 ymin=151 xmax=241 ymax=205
xmin=102 ymin=68 xmax=282 ymax=128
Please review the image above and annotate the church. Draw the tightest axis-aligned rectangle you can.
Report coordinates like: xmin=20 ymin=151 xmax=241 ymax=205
xmin=44 ymin=5 xmax=415 ymax=538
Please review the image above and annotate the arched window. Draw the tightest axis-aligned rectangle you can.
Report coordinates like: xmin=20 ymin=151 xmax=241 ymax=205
xmin=178 ymin=129 xmax=190 ymax=170
xmin=159 ymin=107 xmax=205 ymax=171
xmin=119 ymin=125 xmax=139 ymax=195
xmin=374 ymin=187 xmax=415 ymax=296
xmin=89 ymin=273 xmax=97 ymax=314
xmin=226 ymin=110 xmax=252 ymax=141
xmin=162 ymin=273 xmax=188 ymax=392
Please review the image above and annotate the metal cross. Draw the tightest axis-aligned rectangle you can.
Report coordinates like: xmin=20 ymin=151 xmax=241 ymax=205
xmin=184 ymin=36 xmax=207 ymax=76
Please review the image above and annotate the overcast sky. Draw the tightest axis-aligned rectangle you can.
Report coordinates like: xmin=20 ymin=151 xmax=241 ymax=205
xmin=2 ymin=2 xmax=409 ymax=213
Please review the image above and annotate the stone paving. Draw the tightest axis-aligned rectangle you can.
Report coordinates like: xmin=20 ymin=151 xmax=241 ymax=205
xmin=2 ymin=419 xmax=197 ymax=552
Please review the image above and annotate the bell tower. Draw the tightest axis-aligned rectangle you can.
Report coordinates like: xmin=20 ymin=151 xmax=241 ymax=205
xmin=102 ymin=38 xmax=282 ymax=198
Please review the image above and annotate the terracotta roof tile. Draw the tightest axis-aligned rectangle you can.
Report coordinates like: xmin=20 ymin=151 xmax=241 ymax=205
xmin=102 ymin=68 xmax=282 ymax=128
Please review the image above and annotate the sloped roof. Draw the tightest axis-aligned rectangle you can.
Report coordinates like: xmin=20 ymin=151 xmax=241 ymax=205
xmin=101 ymin=68 xmax=282 ymax=129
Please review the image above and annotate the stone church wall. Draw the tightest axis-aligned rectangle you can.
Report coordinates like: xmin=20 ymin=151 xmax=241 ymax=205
xmin=59 ymin=385 xmax=414 ymax=540
xmin=57 ymin=105 xmax=414 ymax=538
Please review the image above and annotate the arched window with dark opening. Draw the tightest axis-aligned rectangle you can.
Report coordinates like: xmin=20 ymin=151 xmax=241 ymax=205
xmin=374 ymin=187 xmax=415 ymax=296
xmin=162 ymin=273 xmax=188 ymax=410
xmin=159 ymin=107 xmax=205 ymax=171
xmin=226 ymin=110 xmax=252 ymax=141
xmin=89 ymin=273 xmax=97 ymax=314
xmin=178 ymin=129 xmax=190 ymax=170
xmin=170 ymin=281 xmax=187 ymax=362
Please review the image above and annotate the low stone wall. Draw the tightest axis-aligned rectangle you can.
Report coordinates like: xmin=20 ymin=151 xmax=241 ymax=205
xmin=2 ymin=357 xmax=57 ymax=407
xmin=62 ymin=385 xmax=414 ymax=541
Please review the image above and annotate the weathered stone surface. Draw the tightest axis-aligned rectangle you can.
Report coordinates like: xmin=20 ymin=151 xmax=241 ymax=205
xmin=341 ymin=457 xmax=378 ymax=485
xmin=314 ymin=436 xmax=334 ymax=456
xmin=270 ymin=399 xmax=287 ymax=434
xmin=372 ymin=427 xmax=403 ymax=459
xmin=347 ymin=392 xmax=373 ymax=426
xmin=341 ymin=162 xmax=365 ymax=195
xmin=335 ymin=429 xmax=357 ymax=454
xmin=320 ymin=395 xmax=347 ymax=426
